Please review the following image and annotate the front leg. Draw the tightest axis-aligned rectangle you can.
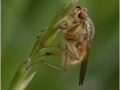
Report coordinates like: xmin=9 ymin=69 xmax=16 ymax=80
xmin=58 ymin=22 xmax=80 ymax=35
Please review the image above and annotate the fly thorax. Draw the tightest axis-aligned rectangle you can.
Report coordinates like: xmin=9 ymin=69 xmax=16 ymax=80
xmin=77 ymin=24 xmax=87 ymax=36
xmin=85 ymin=18 xmax=95 ymax=40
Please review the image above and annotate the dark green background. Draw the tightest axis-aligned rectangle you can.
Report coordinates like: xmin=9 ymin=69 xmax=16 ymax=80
xmin=2 ymin=0 xmax=119 ymax=90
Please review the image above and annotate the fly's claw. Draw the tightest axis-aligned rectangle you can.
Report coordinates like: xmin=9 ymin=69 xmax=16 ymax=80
xmin=45 ymin=52 xmax=53 ymax=56
xmin=58 ymin=25 xmax=66 ymax=30
xmin=37 ymin=36 xmax=39 ymax=39
xmin=57 ymin=43 xmax=61 ymax=49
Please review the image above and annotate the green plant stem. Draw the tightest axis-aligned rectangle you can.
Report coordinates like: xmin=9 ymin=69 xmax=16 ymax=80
xmin=8 ymin=0 xmax=78 ymax=90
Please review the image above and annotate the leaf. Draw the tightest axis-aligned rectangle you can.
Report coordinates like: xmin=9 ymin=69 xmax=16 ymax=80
xmin=18 ymin=72 xmax=36 ymax=90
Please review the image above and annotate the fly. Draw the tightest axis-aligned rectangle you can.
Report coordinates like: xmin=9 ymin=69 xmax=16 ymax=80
xmin=59 ymin=6 xmax=95 ymax=85
xmin=34 ymin=5 xmax=95 ymax=86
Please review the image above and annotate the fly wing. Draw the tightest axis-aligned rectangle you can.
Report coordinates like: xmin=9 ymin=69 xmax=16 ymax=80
xmin=79 ymin=49 xmax=89 ymax=85
xmin=79 ymin=39 xmax=90 ymax=85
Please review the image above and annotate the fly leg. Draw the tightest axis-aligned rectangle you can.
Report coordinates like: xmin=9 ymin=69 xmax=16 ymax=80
xmin=28 ymin=50 xmax=65 ymax=71
xmin=63 ymin=41 xmax=79 ymax=71
xmin=40 ymin=60 xmax=63 ymax=71
xmin=63 ymin=42 xmax=70 ymax=71
xmin=58 ymin=40 xmax=80 ymax=61
xmin=59 ymin=39 xmax=82 ymax=71
xmin=27 ymin=60 xmax=63 ymax=71
xmin=59 ymin=22 xmax=80 ymax=31
xmin=58 ymin=21 xmax=82 ymax=36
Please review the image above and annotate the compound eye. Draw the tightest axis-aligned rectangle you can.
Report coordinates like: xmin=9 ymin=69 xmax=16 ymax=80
xmin=78 ymin=11 xmax=87 ymax=19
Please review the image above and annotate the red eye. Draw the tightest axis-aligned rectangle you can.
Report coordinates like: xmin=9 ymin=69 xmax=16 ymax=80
xmin=78 ymin=11 xmax=87 ymax=19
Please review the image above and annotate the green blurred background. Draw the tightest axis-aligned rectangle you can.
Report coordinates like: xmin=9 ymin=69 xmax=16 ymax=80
xmin=2 ymin=0 xmax=119 ymax=90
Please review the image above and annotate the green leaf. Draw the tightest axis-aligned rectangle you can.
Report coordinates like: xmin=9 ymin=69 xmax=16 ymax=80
xmin=17 ymin=72 xmax=36 ymax=90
